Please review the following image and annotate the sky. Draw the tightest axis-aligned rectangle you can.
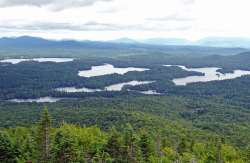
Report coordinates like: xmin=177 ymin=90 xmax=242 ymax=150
xmin=0 ymin=0 xmax=249 ymax=41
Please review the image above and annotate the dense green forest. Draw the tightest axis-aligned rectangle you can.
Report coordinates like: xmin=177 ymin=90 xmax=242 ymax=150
xmin=1 ymin=108 xmax=249 ymax=163
xmin=1 ymin=95 xmax=250 ymax=162
xmin=1 ymin=41 xmax=250 ymax=162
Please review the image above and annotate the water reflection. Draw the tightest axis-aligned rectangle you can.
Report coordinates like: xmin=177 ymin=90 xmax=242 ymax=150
xmin=165 ymin=65 xmax=250 ymax=86
xmin=0 ymin=58 xmax=74 ymax=64
xmin=8 ymin=97 xmax=62 ymax=103
xmin=104 ymin=81 xmax=155 ymax=91
xmin=78 ymin=64 xmax=149 ymax=77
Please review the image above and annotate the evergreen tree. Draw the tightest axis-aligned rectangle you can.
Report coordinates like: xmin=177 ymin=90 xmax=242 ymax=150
xmin=139 ymin=132 xmax=155 ymax=162
xmin=23 ymin=133 xmax=37 ymax=162
xmin=123 ymin=124 xmax=141 ymax=162
xmin=52 ymin=130 xmax=78 ymax=163
xmin=105 ymin=128 xmax=124 ymax=162
xmin=0 ymin=131 xmax=19 ymax=163
xmin=177 ymin=138 xmax=188 ymax=156
xmin=246 ymin=146 xmax=250 ymax=161
xmin=215 ymin=138 xmax=222 ymax=163
xmin=155 ymin=133 xmax=163 ymax=158
xmin=37 ymin=107 xmax=51 ymax=163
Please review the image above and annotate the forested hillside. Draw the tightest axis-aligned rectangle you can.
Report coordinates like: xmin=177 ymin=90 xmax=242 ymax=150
xmin=1 ymin=95 xmax=250 ymax=162
xmin=1 ymin=108 xmax=249 ymax=163
xmin=1 ymin=40 xmax=250 ymax=162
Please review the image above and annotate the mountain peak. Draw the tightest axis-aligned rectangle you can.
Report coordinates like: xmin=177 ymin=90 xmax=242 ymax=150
xmin=109 ymin=38 xmax=138 ymax=44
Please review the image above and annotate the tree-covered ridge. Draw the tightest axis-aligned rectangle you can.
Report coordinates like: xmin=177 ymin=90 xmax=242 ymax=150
xmin=1 ymin=109 xmax=249 ymax=163
xmin=1 ymin=95 xmax=250 ymax=146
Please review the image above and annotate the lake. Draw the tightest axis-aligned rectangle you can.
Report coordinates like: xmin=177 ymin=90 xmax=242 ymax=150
xmin=165 ymin=65 xmax=250 ymax=86
xmin=0 ymin=58 xmax=74 ymax=64
xmin=136 ymin=90 xmax=161 ymax=95
xmin=55 ymin=87 xmax=102 ymax=93
xmin=104 ymin=80 xmax=155 ymax=91
xmin=8 ymin=97 xmax=62 ymax=103
xmin=56 ymin=80 xmax=155 ymax=92
xmin=78 ymin=64 xmax=149 ymax=77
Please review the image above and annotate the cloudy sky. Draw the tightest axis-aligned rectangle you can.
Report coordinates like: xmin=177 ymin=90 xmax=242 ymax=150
xmin=0 ymin=0 xmax=249 ymax=40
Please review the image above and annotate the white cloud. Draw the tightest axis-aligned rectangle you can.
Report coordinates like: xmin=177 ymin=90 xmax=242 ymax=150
xmin=0 ymin=0 xmax=250 ymax=40
xmin=0 ymin=0 xmax=113 ymax=10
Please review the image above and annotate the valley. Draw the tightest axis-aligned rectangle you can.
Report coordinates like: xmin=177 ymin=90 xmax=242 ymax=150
xmin=1 ymin=0 xmax=250 ymax=161
xmin=1 ymin=39 xmax=250 ymax=162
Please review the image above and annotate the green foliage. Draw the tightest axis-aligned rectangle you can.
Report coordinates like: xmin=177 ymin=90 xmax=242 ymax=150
xmin=52 ymin=123 xmax=107 ymax=162
xmin=52 ymin=126 xmax=80 ymax=162
xmin=104 ymin=128 xmax=124 ymax=162
xmin=0 ymin=120 xmax=248 ymax=162
xmin=139 ymin=132 xmax=156 ymax=162
xmin=0 ymin=131 xmax=19 ymax=163
xmin=37 ymin=107 xmax=52 ymax=163
xmin=123 ymin=124 xmax=142 ymax=162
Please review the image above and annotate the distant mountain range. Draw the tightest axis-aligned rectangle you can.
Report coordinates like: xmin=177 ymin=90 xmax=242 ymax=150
xmin=1 ymin=36 xmax=250 ymax=48
xmin=110 ymin=37 xmax=250 ymax=48
xmin=195 ymin=37 xmax=250 ymax=48
xmin=0 ymin=36 xmax=134 ymax=49
xmin=108 ymin=38 xmax=139 ymax=44
xmin=0 ymin=36 xmax=249 ymax=56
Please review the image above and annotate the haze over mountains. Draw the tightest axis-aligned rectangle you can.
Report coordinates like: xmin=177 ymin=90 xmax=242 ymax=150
xmin=0 ymin=36 xmax=248 ymax=57
xmin=112 ymin=37 xmax=250 ymax=48
xmin=1 ymin=36 xmax=250 ymax=48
